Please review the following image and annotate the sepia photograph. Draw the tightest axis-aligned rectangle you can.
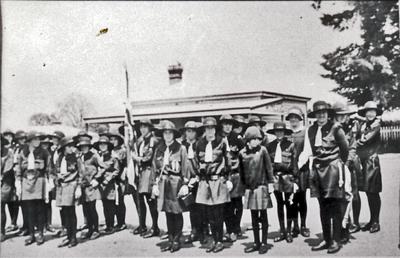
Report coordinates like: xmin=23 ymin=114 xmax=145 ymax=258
xmin=0 ymin=0 xmax=399 ymax=257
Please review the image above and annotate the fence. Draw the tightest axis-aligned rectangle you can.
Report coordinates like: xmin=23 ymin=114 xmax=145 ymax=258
xmin=380 ymin=124 xmax=400 ymax=153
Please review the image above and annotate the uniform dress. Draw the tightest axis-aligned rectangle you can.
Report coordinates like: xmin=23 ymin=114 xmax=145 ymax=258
xmin=15 ymin=146 xmax=51 ymax=239
xmin=112 ymin=145 xmax=128 ymax=228
xmin=1 ymin=146 xmax=14 ymax=235
xmin=80 ymin=151 xmax=106 ymax=235
xmin=134 ymin=132 xmax=159 ymax=233
xmin=357 ymin=118 xmax=382 ymax=226
xmin=181 ymin=139 xmax=207 ymax=241
xmin=222 ymin=132 xmax=245 ymax=237
xmin=308 ymin=120 xmax=348 ymax=246
xmin=267 ymin=137 xmax=298 ymax=237
xmin=290 ymin=128 xmax=309 ymax=231
xmin=152 ymin=140 xmax=190 ymax=246
xmin=195 ymin=135 xmax=231 ymax=244
xmin=97 ymin=150 xmax=120 ymax=231
xmin=239 ymin=144 xmax=274 ymax=246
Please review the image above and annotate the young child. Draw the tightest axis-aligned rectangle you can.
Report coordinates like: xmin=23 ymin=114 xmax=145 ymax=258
xmin=239 ymin=126 xmax=274 ymax=254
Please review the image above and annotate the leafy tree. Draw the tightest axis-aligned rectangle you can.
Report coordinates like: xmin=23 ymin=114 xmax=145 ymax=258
xmin=56 ymin=93 xmax=94 ymax=128
xmin=29 ymin=113 xmax=53 ymax=126
xmin=313 ymin=1 xmax=399 ymax=109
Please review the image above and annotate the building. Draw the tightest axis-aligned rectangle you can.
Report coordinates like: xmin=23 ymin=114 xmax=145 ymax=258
xmin=83 ymin=64 xmax=311 ymax=130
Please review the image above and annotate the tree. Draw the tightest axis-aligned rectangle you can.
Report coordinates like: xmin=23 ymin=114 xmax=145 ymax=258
xmin=56 ymin=93 xmax=94 ymax=128
xmin=29 ymin=113 xmax=53 ymax=126
xmin=313 ymin=1 xmax=399 ymax=109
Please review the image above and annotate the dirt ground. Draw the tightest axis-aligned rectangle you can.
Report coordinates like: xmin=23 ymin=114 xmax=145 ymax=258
xmin=1 ymin=154 xmax=399 ymax=257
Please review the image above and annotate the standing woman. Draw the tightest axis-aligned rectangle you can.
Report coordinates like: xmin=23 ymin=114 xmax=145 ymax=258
xmin=356 ymin=101 xmax=382 ymax=233
xmin=286 ymin=107 xmax=310 ymax=238
xmin=266 ymin=122 xmax=297 ymax=243
xmin=240 ymin=126 xmax=275 ymax=254
xmin=195 ymin=117 xmax=232 ymax=253
xmin=152 ymin=120 xmax=191 ymax=253
xmin=108 ymin=129 xmax=128 ymax=231
xmin=55 ymin=137 xmax=83 ymax=248
xmin=1 ymin=135 xmax=15 ymax=242
xmin=94 ymin=135 xmax=120 ymax=234
xmin=15 ymin=131 xmax=51 ymax=246
xmin=306 ymin=101 xmax=349 ymax=254
xmin=77 ymin=139 xmax=105 ymax=240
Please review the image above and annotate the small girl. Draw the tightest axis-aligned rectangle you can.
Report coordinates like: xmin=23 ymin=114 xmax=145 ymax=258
xmin=239 ymin=126 xmax=275 ymax=254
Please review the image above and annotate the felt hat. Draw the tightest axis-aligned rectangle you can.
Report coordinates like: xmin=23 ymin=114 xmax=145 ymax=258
xmin=307 ymin=101 xmax=334 ymax=118
xmin=357 ymin=101 xmax=383 ymax=117
xmin=248 ymin=115 xmax=266 ymax=127
xmin=58 ymin=137 xmax=75 ymax=153
xmin=286 ymin=106 xmax=304 ymax=121
xmin=266 ymin=121 xmax=293 ymax=135
xmin=244 ymin=126 xmax=262 ymax=141
xmin=155 ymin=120 xmax=180 ymax=138
xmin=93 ymin=135 xmax=113 ymax=151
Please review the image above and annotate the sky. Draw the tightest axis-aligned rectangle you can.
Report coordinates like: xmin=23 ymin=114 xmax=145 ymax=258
xmin=1 ymin=1 xmax=363 ymax=130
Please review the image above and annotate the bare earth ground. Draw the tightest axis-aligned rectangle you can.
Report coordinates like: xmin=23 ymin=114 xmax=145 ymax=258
xmin=1 ymin=154 xmax=399 ymax=257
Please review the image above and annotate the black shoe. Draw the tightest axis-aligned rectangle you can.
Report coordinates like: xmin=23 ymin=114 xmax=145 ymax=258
xmin=327 ymin=241 xmax=341 ymax=254
xmin=161 ymin=243 xmax=172 ymax=252
xmin=199 ymin=234 xmax=207 ymax=245
xmin=143 ymin=228 xmax=160 ymax=238
xmin=133 ymin=226 xmax=147 ymax=235
xmin=213 ymin=242 xmax=224 ymax=253
xmin=184 ymin=235 xmax=193 ymax=244
xmin=274 ymin=232 xmax=286 ymax=242
xmin=116 ymin=224 xmax=127 ymax=231
xmin=46 ymin=225 xmax=56 ymax=233
xmin=292 ymin=227 xmax=300 ymax=238
xmin=36 ymin=233 xmax=45 ymax=245
xmin=104 ymin=227 xmax=116 ymax=234
xmin=18 ymin=229 xmax=29 ymax=237
xmin=300 ymin=227 xmax=310 ymax=237
xmin=286 ymin=232 xmax=293 ymax=243
xmin=369 ymin=222 xmax=380 ymax=233
xmin=6 ymin=224 xmax=19 ymax=233
xmin=78 ymin=224 xmax=88 ymax=231
xmin=68 ymin=239 xmax=78 ymax=248
xmin=24 ymin=236 xmax=36 ymax=246
xmin=361 ymin=222 xmax=371 ymax=231
xmin=56 ymin=228 xmax=67 ymax=237
xmin=230 ymin=232 xmax=237 ymax=242
xmin=244 ymin=243 xmax=260 ymax=253
xmin=170 ymin=242 xmax=181 ymax=253
xmin=81 ymin=231 xmax=92 ymax=239
xmin=90 ymin=231 xmax=100 ymax=240
xmin=57 ymin=238 xmax=70 ymax=248
xmin=206 ymin=242 xmax=215 ymax=253
xmin=259 ymin=243 xmax=269 ymax=254
xmin=311 ymin=241 xmax=329 ymax=251
xmin=349 ymin=224 xmax=361 ymax=234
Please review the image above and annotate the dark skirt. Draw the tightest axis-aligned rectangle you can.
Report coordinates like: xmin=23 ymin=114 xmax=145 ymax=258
xmin=138 ymin=167 xmax=153 ymax=194
xmin=196 ymin=178 xmax=230 ymax=206
xmin=243 ymin=185 xmax=272 ymax=210
xmin=229 ymin=172 xmax=245 ymax=198
xmin=310 ymin=159 xmax=345 ymax=199
xmin=297 ymin=168 xmax=310 ymax=192
xmin=56 ymin=181 xmax=78 ymax=206
xmin=360 ymin=154 xmax=382 ymax=193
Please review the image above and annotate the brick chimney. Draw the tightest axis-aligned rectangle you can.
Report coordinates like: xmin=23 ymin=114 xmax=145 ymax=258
xmin=168 ymin=63 xmax=183 ymax=85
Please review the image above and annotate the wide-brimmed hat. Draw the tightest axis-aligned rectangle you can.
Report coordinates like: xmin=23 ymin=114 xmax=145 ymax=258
xmin=180 ymin=121 xmax=200 ymax=134
xmin=248 ymin=115 xmax=266 ymax=127
xmin=286 ymin=106 xmax=304 ymax=121
xmin=267 ymin=122 xmax=293 ymax=135
xmin=58 ymin=137 xmax=75 ymax=153
xmin=93 ymin=135 xmax=113 ymax=151
xmin=76 ymin=139 xmax=93 ymax=149
xmin=332 ymin=101 xmax=356 ymax=115
xmin=358 ymin=101 xmax=383 ymax=117
xmin=26 ymin=131 xmax=42 ymax=142
xmin=233 ymin=115 xmax=247 ymax=127
xmin=155 ymin=120 xmax=180 ymax=138
xmin=15 ymin=130 xmax=27 ymax=140
xmin=40 ymin=135 xmax=53 ymax=145
xmin=219 ymin=114 xmax=238 ymax=126
xmin=244 ymin=126 xmax=262 ymax=141
xmin=1 ymin=135 xmax=9 ymax=146
xmin=50 ymin=130 xmax=65 ymax=139
xmin=136 ymin=119 xmax=154 ymax=129
xmin=202 ymin=117 xmax=218 ymax=128
xmin=107 ymin=128 xmax=124 ymax=146
xmin=73 ymin=130 xmax=93 ymax=142
xmin=2 ymin=129 xmax=15 ymax=138
xmin=308 ymin=101 xmax=334 ymax=118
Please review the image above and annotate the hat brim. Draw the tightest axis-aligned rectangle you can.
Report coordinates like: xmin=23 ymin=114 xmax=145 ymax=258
xmin=154 ymin=128 xmax=181 ymax=138
xmin=248 ymin=120 xmax=267 ymax=127
xmin=58 ymin=140 xmax=76 ymax=153
xmin=307 ymin=108 xmax=335 ymax=118
xmin=285 ymin=113 xmax=303 ymax=121
xmin=72 ymin=134 xmax=92 ymax=142
xmin=334 ymin=110 xmax=357 ymax=115
xmin=357 ymin=108 xmax=383 ymax=117
xmin=266 ymin=128 xmax=293 ymax=135
xmin=93 ymin=141 xmax=113 ymax=150
xmin=219 ymin=119 xmax=239 ymax=127
xmin=108 ymin=134 xmax=125 ymax=146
